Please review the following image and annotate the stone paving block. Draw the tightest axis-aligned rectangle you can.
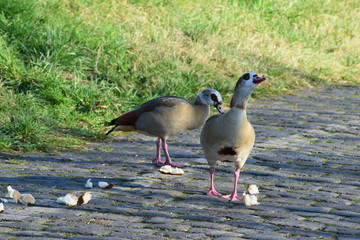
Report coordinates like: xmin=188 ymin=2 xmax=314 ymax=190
xmin=252 ymin=210 xmax=291 ymax=219
xmin=337 ymin=236 xmax=360 ymax=240
xmin=341 ymin=216 xmax=360 ymax=224
xmin=323 ymin=226 xmax=360 ymax=236
xmin=216 ymin=210 xmax=263 ymax=222
xmin=180 ymin=214 xmax=227 ymax=223
xmin=0 ymin=233 xmax=14 ymax=239
xmin=45 ymin=216 xmax=148 ymax=229
xmin=327 ymin=210 xmax=360 ymax=218
xmin=213 ymin=236 xmax=246 ymax=240
xmin=69 ymin=237 xmax=118 ymax=240
xmin=310 ymin=217 xmax=360 ymax=229
xmin=287 ymin=238 xmax=322 ymax=240
xmin=187 ymin=227 xmax=241 ymax=238
xmin=186 ymin=220 xmax=235 ymax=231
xmin=243 ymin=231 xmax=288 ymax=240
xmin=6 ymin=230 xmax=66 ymax=238
xmin=143 ymin=216 xmax=184 ymax=224
xmin=147 ymin=223 xmax=191 ymax=232
xmin=301 ymin=194 xmax=353 ymax=205
xmin=311 ymin=202 xmax=357 ymax=212
xmin=226 ymin=220 xmax=278 ymax=231
xmin=130 ymin=209 xmax=176 ymax=218
xmin=267 ymin=218 xmax=325 ymax=231
xmin=262 ymin=197 xmax=314 ymax=206
xmin=44 ymin=223 xmax=112 ymax=236
xmin=106 ymin=228 xmax=159 ymax=239
xmin=0 ymin=213 xmax=32 ymax=222
xmin=8 ymin=238 xmax=62 ymax=240
xmin=329 ymin=193 xmax=359 ymax=202
xmin=277 ymin=227 xmax=336 ymax=238
xmin=0 ymin=227 xmax=13 ymax=233
xmin=290 ymin=211 xmax=342 ymax=219
xmin=230 ymin=227 xmax=270 ymax=236
xmin=279 ymin=205 xmax=333 ymax=214
xmin=0 ymin=221 xmax=44 ymax=231
xmin=161 ymin=203 xmax=225 ymax=214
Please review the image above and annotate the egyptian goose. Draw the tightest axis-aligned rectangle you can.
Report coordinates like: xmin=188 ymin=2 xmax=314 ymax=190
xmin=106 ymin=89 xmax=224 ymax=167
xmin=200 ymin=72 xmax=265 ymax=201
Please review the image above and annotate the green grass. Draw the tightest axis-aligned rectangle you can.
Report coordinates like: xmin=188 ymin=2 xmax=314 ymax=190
xmin=0 ymin=0 xmax=359 ymax=152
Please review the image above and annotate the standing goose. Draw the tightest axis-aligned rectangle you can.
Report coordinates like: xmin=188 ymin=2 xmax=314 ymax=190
xmin=200 ymin=72 xmax=265 ymax=201
xmin=106 ymin=89 xmax=224 ymax=167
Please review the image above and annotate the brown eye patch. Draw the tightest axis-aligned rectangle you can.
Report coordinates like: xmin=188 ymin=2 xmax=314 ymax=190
xmin=243 ymin=73 xmax=250 ymax=80
xmin=210 ymin=94 xmax=218 ymax=103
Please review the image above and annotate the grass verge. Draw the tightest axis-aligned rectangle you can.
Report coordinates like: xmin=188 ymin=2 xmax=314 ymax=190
xmin=0 ymin=0 xmax=359 ymax=152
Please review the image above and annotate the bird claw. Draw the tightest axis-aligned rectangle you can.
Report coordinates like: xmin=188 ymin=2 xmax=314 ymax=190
xmin=154 ymin=159 xmax=166 ymax=166
xmin=207 ymin=189 xmax=222 ymax=197
xmin=222 ymin=194 xmax=243 ymax=201
xmin=154 ymin=159 xmax=184 ymax=168
xmin=164 ymin=162 xmax=184 ymax=168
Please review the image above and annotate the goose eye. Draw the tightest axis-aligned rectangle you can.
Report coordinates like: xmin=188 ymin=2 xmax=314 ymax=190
xmin=243 ymin=73 xmax=250 ymax=80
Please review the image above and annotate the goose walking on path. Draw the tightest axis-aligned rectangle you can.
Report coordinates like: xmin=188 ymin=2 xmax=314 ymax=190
xmin=107 ymin=89 xmax=224 ymax=168
xmin=200 ymin=72 xmax=265 ymax=201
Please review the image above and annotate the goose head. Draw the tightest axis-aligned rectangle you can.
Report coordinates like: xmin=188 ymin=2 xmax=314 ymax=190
xmin=230 ymin=72 xmax=266 ymax=109
xmin=196 ymin=89 xmax=224 ymax=114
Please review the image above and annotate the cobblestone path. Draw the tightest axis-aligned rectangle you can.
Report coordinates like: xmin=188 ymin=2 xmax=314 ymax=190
xmin=0 ymin=86 xmax=359 ymax=239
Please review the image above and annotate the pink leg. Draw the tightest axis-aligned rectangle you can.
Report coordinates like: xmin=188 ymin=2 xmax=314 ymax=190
xmin=207 ymin=167 xmax=222 ymax=197
xmin=223 ymin=168 xmax=242 ymax=201
xmin=162 ymin=139 xmax=184 ymax=168
xmin=153 ymin=138 xmax=165 ymax=166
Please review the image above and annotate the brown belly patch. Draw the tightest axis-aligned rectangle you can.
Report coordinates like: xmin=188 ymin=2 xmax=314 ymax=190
xmin=218 ymin=147 xmax=237 ymax=156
